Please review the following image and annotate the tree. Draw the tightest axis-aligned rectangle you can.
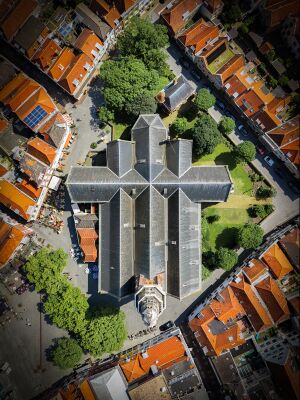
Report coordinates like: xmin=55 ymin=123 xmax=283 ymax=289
xmin=194 ymin=88 xmax=216 ymax=112
xmin=79 ymin=308 xmax=127 ymax=357
xmin=24 ymin=248 xmax=68 ymax=294
xmin=266 ymin=49 xmax=276 ymax=61
xmin=267 ymin=76 xmax=278 ymax=89
xmin=234 ymin=141 xmax=256 ymax=164
xmin=170 ymin=117 xmax=188 ymax=135
xmin=98 ymin=106 xmax=114 ymax=125
xmin=52 ymin=337 xmax=82 ymax=369
xmin=237 ymin=224 xmax=264 ymax=249
xmin=125 ymin=92 xmax=157 ymax=120
xmin=278 ymin=75 xmax=289 ymax=86
xmin=117 ymin=17 xmax=169 ymax=74
xmin=215 ymin=247 xmax=238 ymax=271
xmin=256 ymin=186 xmax=276 ymax=198
xmin=249 ymin=204 xmax=274 ymax=218
xmin=100 ymin=57 xmax=158 ymax=121
xmin=218 ymin=116 xmax=236 ymax=135
xmin=190 ymin=114 xmax=222 ymax=156
xmin=224 ymin=3 xmax=242 ymax=22
xmin=238 ymin=23 xmax=249 ymax=34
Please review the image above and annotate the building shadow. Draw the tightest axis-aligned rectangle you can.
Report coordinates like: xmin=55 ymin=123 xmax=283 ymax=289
xmin=88 ymin=76 xmax=105 ymax=130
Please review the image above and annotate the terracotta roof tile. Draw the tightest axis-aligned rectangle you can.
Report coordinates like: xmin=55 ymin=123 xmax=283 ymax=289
xmin=216 ymin=54 xmax=245 ymax=83
xmin=243 ymin=259 xmax=267 ymax=283
xmin=224 ymin=74 xmax=247 ymax=98
xmin=16 ymin=179 xmax=42 ymax=200
xmin=177 ymin=18 xmax=219 ymax=54
xmin=0 ymin=165 xmax=8 ymax=177
xmin=77 ymin=228 xmax=98 ymax=262
xmin=279 ymin=227 xmax=300 ymax=270
xmin=0 ymin=0 xmax=38 ymax=41
xmin=268 ymin=116 xmax=299 ymax=146
xmin=209 ymin=286 xmax=245 ymax=323
xmin=27 ymin=137 xmax=56 ymax=166
xmin=32 ymin=38 xmax=62 ymax=71
xmin=102 ymin=6 xmax=121 ymax=29
xmin=0 ymin=219 xmax=26 ymax=268
xmin=235 ymin=89 xmax=264 ymax=117
xmin=230 ymin=275 xmax=273 ymax=332
xmin=259 ymin=41 xmax=274 ymax=55
xmin=48 ymin=48 xmax=76 ymax=81
xmin=289 ymin=296 xmax=300 ymax=316
xmin=255 ymin=276 xmax=290 ymax=324
xmin=79 ymin=380 xmax=95 ymax=400
xmin=0 ymin=179 xmax=36 ymax=221
xmin=280 ymin=138 xmax=300 ymax=165
xmin=58 ymin=53 xmax=93 ymax=95
xmin=0 ymin=73 xmax=28 ymax=104
xmin=161 ymin=0 xmax=202 ymax=34
xmin=262 ymin=243 xmax=294 ymax=279
xmin=252 ymin=109 xmax=281 ymax=132
xmin=265 ymin=0 xmax=300 ymax=29
xmin=74 ymin=28 xmax=103 ymax=61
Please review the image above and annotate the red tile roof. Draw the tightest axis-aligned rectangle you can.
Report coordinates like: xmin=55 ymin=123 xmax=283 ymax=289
xmin=255 ymin=276 xmax=290 ymax=324
xmin=268 ymin=116 xmax=299 ymax=147
xmin=161 ymin=0 xmax=202 ymax=34
xmin=279 ymin=227 xmax=300 ymax=270
xmin=58 ymin=53 xmax=93 ymax=95
xmin=27 ymin=138 xmax=56 ymax=166
xmin=259 ymin=41 xmax=274 ymax=55
xmin=265 ymin=0 xmax=300 ymax=29
xmin=235 ymin=89 xmax=264 ymax=117
xmin=252 ymin=109 xmax=281 ymax=132
xmin=74 ymin=28 xmax=103 ymax=61
xmin=209 ymin=286 xmax=245 ymax=323
xmin=48 ymin=48 xmax=76 ymax=81
xmin=77 ymin=228 xmax=98 ymax=263
xmin=177 ymin=18 xmax=219 ymax=55
xmin=0 ymin=219 xmax=26 ymax=268
xmin=215 ymin=54 xmax=245 ymax=83
xmin=262 ymin=243 xmax=294 ymax=280
xmin=243 ymin=259 xmax=267 ymax=283
xmin=32 ymin=38 xmax=62 ymax=71
xmin=230 ymin=275 xmax=273 ymax=332
xmin=0 ymin=0 xmax=38 ymax=40
xmin=224 ymin=74 xmax=247 ymax=98
xmin=16 ymin=179 xmax=42 ymax=200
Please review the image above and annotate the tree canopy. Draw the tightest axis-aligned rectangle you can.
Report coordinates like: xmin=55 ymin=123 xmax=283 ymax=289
xmin=170 ymin=117 xmax=188 ymax=136
xmin=234 ymin=141 xmax=256 ymax=164
xmin=215 ymin=247 xmax=238 ymax=271
xmin=236 ymin=224 xmax=264 ymax=249
xmin=256 ymin=186 xmax=276 ymax=198
xmin=125 ymin=92 xmax=157 ymax=120
xmin=194 ymin=88 xmax=216 ymax=112
xmin=117 ymin=17 xmax=169 ymax=74
xmin=190 ymin=114 xmax=223 ymax=156
xmin=52 ymin=337 xmax=82 ymax=369
xmin=218 ymin=116 xmax=236 ymax=135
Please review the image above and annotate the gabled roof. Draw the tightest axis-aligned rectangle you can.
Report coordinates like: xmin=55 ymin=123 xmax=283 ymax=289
xmin=235 ymin=89 xmax=264 ymax=117
xmin=32 ymin=38 xmax=62 ymax=71
xmin=16 ymin=179 xmax=42 ymax=200
xmin=209 ymin=287 xmax=245 ymax=323
xmin=0 ymin=180 xmax=36 ymax=221
xmin=267 ymin=116 xmax=299 ymax=146
xmin=161 ymin=0 xmax=202 ymax=34
xmin=215 ymin=54 xmax=245 ymax=83
xmin=279 ymin=227 xmax=300 ymax=270
xmin=13 ymin=15 xmax=45 ymax=51
xmin=58 ymin=53 xmax=93 ymax=95
xmin=16 ymin=151 xmax=49 ymax=187
xmin=77 ymin=227 xmax=98 ymax=262
xmin=75 ymin=3 xmax=111 ymax=41
xmin=74 ymin=28 xmax=103 ymax=61
xmin=255 ymin=276 xmax=290 ymax=324
xmin=230 ymin=275 xmax=273 ymax=332
xmin=262 ymin=243 xmax=294 ymax=279
xmin=163 ymin=75 xmax=195 ymax=112
xmin=48 ymin=48 xmax=76 ymax=81
xmin=102 ymin=5 xmax=121 ymax=29
xmin=177 ymin=18 xmax=219 ymax=55
xmin=0 ymin=0 xmax=38 ymax=41
xmin=224 ymin=74 xmax=247 ymax=98
xmin=252 ymin=109 xmax=281 ymax=132
xmin=0 ymin=218 xmax=26 ymax=268
xmin=243 ymin=259 xmax=267 ymax=283
xmin=27 ymin=137 xmax=56 ymax=166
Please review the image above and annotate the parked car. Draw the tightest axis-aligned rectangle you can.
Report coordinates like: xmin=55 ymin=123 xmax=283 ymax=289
xmin=264 ymin=156 xmax=275 ymax=167
xmin=190 ymin=70 xmax=201 ymax=81
xmin=216 ymin=100 xmax=225 ymax=110
xmin=238 ymin=124 xmax=247 ymax=135
xmin=257 ymin=145 xmax=266 ymax=155
xmin=179 ymin=57 xmax=190 ymax=69
xmin=159 ymin=320 xmax=175 ymax=331
xmin=288 ymin=181 xmax=299 ymax=195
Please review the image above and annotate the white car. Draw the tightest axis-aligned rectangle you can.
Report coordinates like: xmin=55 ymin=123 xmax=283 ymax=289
xmin=264 ymin=156 xmax=275 ymax=167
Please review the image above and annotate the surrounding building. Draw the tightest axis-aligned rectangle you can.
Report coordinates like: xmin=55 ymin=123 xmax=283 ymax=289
xmin=282 ymin=15 xmax=300 ymax=60
xmin=157 ymin=75 xmax=195 ymax=113
xmin=161 ymin=0 xmax=203 ymax=35
xmin=66 ymin=114 xmax=232 ymax=323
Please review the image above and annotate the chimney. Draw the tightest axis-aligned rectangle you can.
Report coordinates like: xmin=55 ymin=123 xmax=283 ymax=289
xmin=157 ymin=91 xmax=165 ymax=103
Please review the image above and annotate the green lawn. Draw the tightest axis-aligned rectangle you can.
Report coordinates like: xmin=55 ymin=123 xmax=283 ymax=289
xmin=113 ymin=122 xmax=130 ymax=140
xmin=151 ymin=75 xmax=170 ymax=97
xmin=207 ymin=49 xmax=235 ymax=74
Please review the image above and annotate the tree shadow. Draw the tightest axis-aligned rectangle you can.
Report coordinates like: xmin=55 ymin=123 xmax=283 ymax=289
xmin=119 ymin=125 xmax=132 ymax=140
xmin=88 ymin=76 xmax=105 ymax=130
xmin=45 ymin=338 xmax=60 ymax=362
xmin=215 ymin=151 xmax=237 ymax=170
xmin=215 ymin=227 xmax=238 ymax=249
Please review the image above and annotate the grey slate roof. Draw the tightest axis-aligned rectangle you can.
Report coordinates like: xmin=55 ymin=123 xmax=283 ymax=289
xmin=88 ymin=366 xmax=129 ymax=400
xmin=14 ymin=16 xmax=45 ymax=51
xmin=75 ymin=3 xmax=111 ymax=41
xmin=47 ymin=125 xmax=67 ymax=149
xmin=66 ymin=114 xmax=232 ymax=299
xmin=75 ymin=213 xmax=98 ymax=229
xmin=164 ymin=75 xmax=195 ymax=112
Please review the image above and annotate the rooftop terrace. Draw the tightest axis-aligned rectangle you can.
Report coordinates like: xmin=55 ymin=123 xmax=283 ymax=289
xmin=207 ymin=48 xmax=235 ymax=74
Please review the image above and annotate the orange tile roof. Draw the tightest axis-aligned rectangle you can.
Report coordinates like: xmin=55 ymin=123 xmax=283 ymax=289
xmin=6 ymin=79 xmax=40 ymax=113
xmin=75 ymin=28 xmax=103 ymax=61
xmin=0 ymin=219 xmax=26 ymax=268
xmin=0 ymin=0 xmax=38 ymax=40
xmin=259 ymin=41 xmax=274 ymax=55
xmin=235 ymin=89 xmax=264 ymax=117
xmin=279 ymin=227 xmax=300 ymax=270
xmin=216 ymin=54 xmax=245 ymax=83
xmin=32 ymin=38 xmax=62 ymax=71
xmin=255 ymin=276 xmax=290 ymax=324
xmin=102 ymin=6 xmax=121 ymax=29
xmin=79 ymin=380 xmax=95 ymax=400
xmin=16 ymin=179 xmax=42 ymax=200
xmin=280 ymin=138 xmax=300 ymax=165
xmin=243 ymin=259 xmax=267 ymax=283
xmin=252 ymin=109 xmax=281 ymax=132
xmin=0 ymin=73 xmax=28 ymax=104
xmin=0 ymin=165 xmax=8 ymax=177
xmin=265 ymin=0 xmax=300 ymax=29
xmin=0 ymin=180 xmax=36 ymax=221
xmin=177 ymin=18 xmax=219 ymax=55
xmin=267 ymin=96 xmax=291 ymax=114
xmin=77 ymin=228 xmax=98 ymax=262
xmin=230 ymin=275 xmax=273 ymax=332
xmin=48 ymin=48 xmax=76 ymax=81
xmin=120 ymin=336 xmax=186 ymax=382
xmin=268 ymin=116 xmax=299 ymax=146
xmin=224 ymin=74 xmax=247 ymax=98
xmin=161 ymin=0 xmax=202 ymax=34
xmin=58 ymin=53 xmax=93 ymax=95
xmin=209 ymin=286 xmax=245 ymax=323
xmin=27 ymin=137 xmax=56 ymax=166
xmin=262 ymin=243 xmax=294 ymax=279
xmin=200 ymin=37 xmax=226 ymax=61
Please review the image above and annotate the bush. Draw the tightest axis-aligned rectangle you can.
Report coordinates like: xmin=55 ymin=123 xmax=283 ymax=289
xmin=207 ymin=214 xmax=221 ymax=223
xmin=218 ymin=116 xmax=236 ymax=135
xmin=215 ymin=247 xmax=238 ymax=271
xmin=90 ymin=142 xmax=97 ymax=149
xmin=98 ymin=106 xmax=114 ymax=125
xmin=278 ymin=75 xmax=289 ymax=87
xmin=190 ymin=114 xmax=223 ymax=156
xmin=52 ymin=337 xmax=82 ymax=369
xmin=256 ymin=186 xmax=276 ymax=198
xmin=267 ymin=76 xmax=278 ymax=89
xmin=234 ymin=141 xmax=256 ymax=164
xmin=248 ymin=204 xmax=273 ymax=219
xmin=170 ymin=117 xmax=188 ymax=135
xmin=194 ymin=88 xmax=216 ymax=112
xmin=250 ymin=173 xmax=261 ymax=182
xmin=238 ymin=23 xmax=249 ymax=34
xmin=236 ymin=224 xmax=264 ymax=249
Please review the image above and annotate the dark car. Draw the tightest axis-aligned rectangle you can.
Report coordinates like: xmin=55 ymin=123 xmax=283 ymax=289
xmin=159 ymin=320 xmax=175 ymax=331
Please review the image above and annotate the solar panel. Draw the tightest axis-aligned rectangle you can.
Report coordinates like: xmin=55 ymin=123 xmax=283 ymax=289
xmin=59 ymin=24 xmax=72 ymax=37
xmin=24 ymin=106 xmax=47 ymax=129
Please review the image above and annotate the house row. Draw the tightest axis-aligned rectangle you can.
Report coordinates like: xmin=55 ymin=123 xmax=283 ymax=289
xmin=0 ymin=0 xmax=154 ymax=99
xmin=159 ymin=0 xmax=299 ymax=177
xmin=188 ymin=225 xmax=300 ymax=399
xmin=0 ymin=72 xmax=72 ymax=222
xmin=51 ymin=328 xmax=208 ymax=400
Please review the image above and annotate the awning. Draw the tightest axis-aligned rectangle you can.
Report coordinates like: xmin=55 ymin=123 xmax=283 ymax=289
xmin=48 ymin=176 xmax=61 ymax=191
